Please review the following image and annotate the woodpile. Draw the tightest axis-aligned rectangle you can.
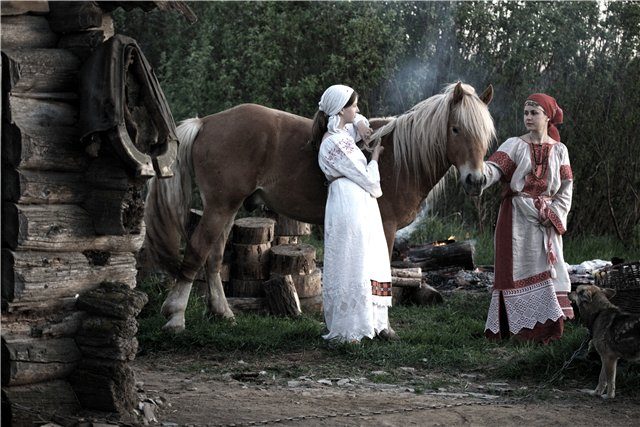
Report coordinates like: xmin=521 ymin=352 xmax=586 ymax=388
xmin=225 ymin=217 xmax=275 ymax=297
xmin=390 ymin=239 xmax=487 ymax=305
xmin=69 ymin=282 xmax=147 ymax=413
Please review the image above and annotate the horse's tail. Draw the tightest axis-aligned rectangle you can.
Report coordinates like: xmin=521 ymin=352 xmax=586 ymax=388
xmin=143 ymin=117 xmax=203 ymax=279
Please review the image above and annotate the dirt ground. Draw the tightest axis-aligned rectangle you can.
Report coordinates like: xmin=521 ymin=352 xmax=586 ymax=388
xmin=131 ymin=351 xmax=639 ymax=427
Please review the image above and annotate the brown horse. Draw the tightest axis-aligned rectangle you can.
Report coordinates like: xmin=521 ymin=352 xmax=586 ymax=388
xmin=144 ymin=82 xmax=495 ymax=332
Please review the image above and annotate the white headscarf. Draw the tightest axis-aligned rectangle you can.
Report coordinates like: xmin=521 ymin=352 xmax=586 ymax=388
xmin=318 ymin=84 xmax=354 ymax=134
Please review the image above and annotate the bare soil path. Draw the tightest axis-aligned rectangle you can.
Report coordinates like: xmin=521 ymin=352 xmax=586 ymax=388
xmin=132 ymin=352 xmax=639 ymax=426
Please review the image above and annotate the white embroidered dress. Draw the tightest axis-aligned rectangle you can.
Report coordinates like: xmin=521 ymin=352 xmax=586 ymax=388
xmin=482 ymin=137 xmax=574 ymax=338
xmin=318 ymin=122 xmax=392 ymax=342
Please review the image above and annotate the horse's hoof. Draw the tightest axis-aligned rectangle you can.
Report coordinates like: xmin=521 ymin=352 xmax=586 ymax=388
xmin=162 ymin=317 xmax=186 ymax=333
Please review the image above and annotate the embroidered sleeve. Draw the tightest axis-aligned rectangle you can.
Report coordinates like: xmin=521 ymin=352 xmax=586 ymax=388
xmin=322 ymin=136 xmax=382 ymax=198
xmin=560 ymin=164 xmax=573 ymax=180
xmin=548 ymin=146 xmax=573 ymax=235
xmin=487 ymin=151 xmax=517 ymax=181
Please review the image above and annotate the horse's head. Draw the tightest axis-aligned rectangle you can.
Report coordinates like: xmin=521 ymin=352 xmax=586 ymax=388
xmin=446 ymin=82 xmax=495 ymax=196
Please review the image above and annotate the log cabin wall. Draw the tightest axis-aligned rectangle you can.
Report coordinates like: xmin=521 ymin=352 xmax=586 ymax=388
xmin=1 ymin=2 xmax=182 ymax=424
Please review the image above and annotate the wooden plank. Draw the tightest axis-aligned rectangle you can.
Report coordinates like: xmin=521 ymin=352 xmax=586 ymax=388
xmin=2 ymin=168 xmax=87 ymax=204
xmin=2 ymin=203 xmax=145 ymax=252
xmin=1 ymin=122 xmax=87 ymax=171
xmin=2 ymin=49 xmax=81 ymax=93
xmin=2 ymin=249 xmax=137 ymax=303
xmin=1 ymin=336 xmax=81 ymax=386
xmin=0 ymin=15 xmax=58 ymax=48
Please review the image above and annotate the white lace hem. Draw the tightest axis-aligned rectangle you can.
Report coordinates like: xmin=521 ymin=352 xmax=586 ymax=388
xmin=485 ymin=280 xmax=564 ymax=334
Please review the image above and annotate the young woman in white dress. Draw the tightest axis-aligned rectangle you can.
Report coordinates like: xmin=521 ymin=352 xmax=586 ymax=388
xmin=310 ymin=84 xmax=397 ymax=343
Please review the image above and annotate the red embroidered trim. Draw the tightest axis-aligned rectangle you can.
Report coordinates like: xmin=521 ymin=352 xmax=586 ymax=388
xmin=523 ymin=172 xmax=548 ymax=195
xmin=513 ymin=270 xmax=552 ymax=288
xmin=547 ymin=208 xmax=566 ymax=235
xmin=488 ymin=151 xmax=516 ymax=181
xmin=371 ymin=280 xmax=392 ymax=297
xmin=556 ymin=292 xmax=574 ymax=319
xmin=560 ymin=164 xmax=573 ymax=180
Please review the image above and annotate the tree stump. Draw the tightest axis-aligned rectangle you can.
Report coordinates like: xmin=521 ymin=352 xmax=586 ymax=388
xmin=231 ymin=243 xmax=271 ymax=280
xmin=270 ymin=244 xmax=316 ymax=275
xmin=232 ymin=217 xmax=275 ymax=244
xmin=224 ymin=279 xmax=265 ymax=297
xmin=263 ymin=274 xmax=301 ymax=317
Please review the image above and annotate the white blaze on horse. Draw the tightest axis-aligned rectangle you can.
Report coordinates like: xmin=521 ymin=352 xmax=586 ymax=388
xmin=144 ymin=81 xmax=495 ymax=332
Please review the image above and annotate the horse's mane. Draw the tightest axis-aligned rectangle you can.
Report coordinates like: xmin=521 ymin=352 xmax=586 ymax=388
xmin=372 ymin=82 xmax=495 ymax=185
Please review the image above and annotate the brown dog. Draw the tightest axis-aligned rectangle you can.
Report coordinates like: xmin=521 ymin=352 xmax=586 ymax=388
xmin=569 ymin=285 xmax=640 ymax=398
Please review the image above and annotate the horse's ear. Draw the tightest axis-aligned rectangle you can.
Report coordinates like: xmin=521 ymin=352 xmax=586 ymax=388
xmin=452 ymin=81 xmax=464 ymax=104
xmin=480 ymin=84 xmax=494 ymax=105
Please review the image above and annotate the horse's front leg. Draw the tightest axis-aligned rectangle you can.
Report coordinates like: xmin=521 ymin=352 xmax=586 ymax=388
xmin=204 ymin=218 xmax=235 ymax=321
xmin=161 ymin=278 xmax=194 ymax=332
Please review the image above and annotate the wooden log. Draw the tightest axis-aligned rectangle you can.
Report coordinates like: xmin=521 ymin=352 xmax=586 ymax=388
xmin=408 ymin=240 xmax=475 ymax=271
xmin=226 ymin=297 xmax=268 ymax=314
xmin=2 ymin=168 xmax=87 ymax=204
xmin=2 ymin=249 xmax=137 ymax=303
xmin=290 ymin=269 xmax=322 ymax=298
xmin=270 ymin=244 xmax=316 ymax=275
xmin=0 ymin=15 xmax=58 ymax=48
xmin=274 ymin=236 xmax=299 ymax=245
xmin=413 ymin=283 xmax=444 ymax=305
xmin=231 ymin=243 xmax=271 ymax=280
xmin=391 ymin=267 xmax=422 ymax=278
xmin=299 ymin=294 xmax=323 ymax=314
xmin=273 ymin=215 xmax=311 ymax=236
xmin=75 ymin=281 xmax=148 ymax=320
xmin=47 ymin=1 xmax=103 ymax=33
xmin=1 ymin=123 xmax=87 ymax=172
xmin=1 ymin=309 xmax=86 ymax=338
xmin=0 ymin=14 xmax=59 ymax=49
xmin=263 ymin=274 xmax=301 ymax=317
xmin=57 ymin=29 xmax=106 ymax=60
xmin=76 ymin=316 xmax=138 ymax=343
xmin=1 ymin=1 xmax=49 ymax=16
xmin=2 ymin=379 xmax=81 ymax=427
xmin=69 ymin=359 xmax=136 ymax=414
xmin=224 ymin=279 xmax=265 ymax=298
xmin=1 ymin=336 xmax=81 ymax=386
xmin=391 ymin=276 xmax=422 ymax=287
xmin=393 ymin=283 xmax=443 ymax=307
xmin=6 ymin=94 xmax=78 ymax=127
xmin=83 ymin=187 xmax=146 ymax=235
xmin=2 ymin=49 xmax=81 ymax=93
xmin=2 ymin=203 xmax=145 ymax=252
xmin=232 ymin=217 xmax=275 ymax=244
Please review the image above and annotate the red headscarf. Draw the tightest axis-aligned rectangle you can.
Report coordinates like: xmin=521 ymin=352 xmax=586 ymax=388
xmin=526 ymin=93 xmax=563 ymax=142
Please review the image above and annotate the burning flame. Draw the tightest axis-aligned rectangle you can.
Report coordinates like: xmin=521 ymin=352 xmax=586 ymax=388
xmin=432 ymin=236 xmax=456 ymax=246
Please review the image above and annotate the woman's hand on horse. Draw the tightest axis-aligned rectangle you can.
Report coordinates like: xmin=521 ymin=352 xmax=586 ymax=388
xmin=372 ymin=145 xmax=384 ymax=161
xmin=357 ymin=121 xmax=373 ymax=142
